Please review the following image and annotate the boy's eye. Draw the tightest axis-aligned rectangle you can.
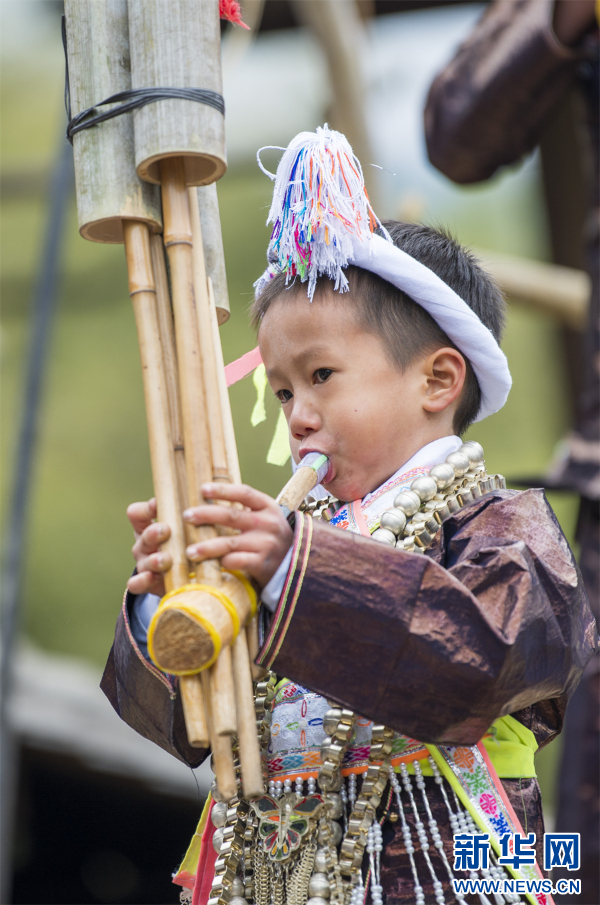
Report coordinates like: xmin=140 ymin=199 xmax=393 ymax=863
xmin=314 ymin=368 xmax=333 ymax=384
xmin=276 ymin=389 xmax=293 ymax=403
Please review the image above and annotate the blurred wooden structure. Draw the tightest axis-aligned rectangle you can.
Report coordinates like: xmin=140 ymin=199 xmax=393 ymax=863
xmin=476 ymin=250 xmax=590 ymax=331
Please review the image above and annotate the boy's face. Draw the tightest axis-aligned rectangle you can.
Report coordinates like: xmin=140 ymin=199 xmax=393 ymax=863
xmin=259 ymin=288 xmax=455 ymax=502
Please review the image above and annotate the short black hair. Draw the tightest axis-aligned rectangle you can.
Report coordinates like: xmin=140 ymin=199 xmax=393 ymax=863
xmin=251 ymin=221 xmax=506 ymax=435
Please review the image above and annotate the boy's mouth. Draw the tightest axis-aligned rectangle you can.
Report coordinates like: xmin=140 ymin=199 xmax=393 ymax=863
xmin=299 ymin=448 xmax=335 ymax=484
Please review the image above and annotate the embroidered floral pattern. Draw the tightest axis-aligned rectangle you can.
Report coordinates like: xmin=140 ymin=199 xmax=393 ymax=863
xmin=479 ymin=793 xmax=498 ymax=815
xmin=435 ymin=745 xmax=549 ymax=904
xmin=453 ymin=747 xmax=475 ymax=770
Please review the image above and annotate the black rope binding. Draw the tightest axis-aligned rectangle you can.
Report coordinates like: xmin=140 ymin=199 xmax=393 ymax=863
xmin=61 ymin=16 xmax=225 ymax=146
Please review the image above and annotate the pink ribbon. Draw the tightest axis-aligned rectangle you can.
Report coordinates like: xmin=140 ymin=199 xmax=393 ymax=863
xmin=225 ymin=346 xmax=263 ymax=387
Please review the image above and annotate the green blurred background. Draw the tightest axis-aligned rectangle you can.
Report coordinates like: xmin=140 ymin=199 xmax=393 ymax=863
xmin=1 ymin=1 xmax=579 ymax=820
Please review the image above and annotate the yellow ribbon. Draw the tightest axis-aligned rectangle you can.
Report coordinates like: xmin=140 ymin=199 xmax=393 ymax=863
xmin=226 ymin=569 xmax=258 ymax=619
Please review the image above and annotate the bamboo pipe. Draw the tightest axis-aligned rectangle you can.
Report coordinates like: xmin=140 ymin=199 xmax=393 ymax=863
xmin=179 ymin=674 xmax=209 ymax=748
xmin=189 ymin=196 xmax=263 ymax=793
xmin=159 ymin=157 xmax=217 ymax=559
xmin=206 ymin=276 xmax=265 ymax=680
xmin=149 ymin=235 xmax=189 ymax=527
xmin=202 ymin=671 xmax=237 ymax=801
xmin=122 ymin=220 xmax=188 ymax=592
xmin=207 ymin=277 xmax=241 ymax=485
xmin=188 ymin=188 xmax=230 ymax=484
xmin=123 ymin=221 xmax=209 ymax=748
xmin=232 ymin=628 xmax=264 ymax=799
xmin=159 ymin=157 xmax=238 ymax=784
xmin=148 ymin=234 xmax=210 ymax=748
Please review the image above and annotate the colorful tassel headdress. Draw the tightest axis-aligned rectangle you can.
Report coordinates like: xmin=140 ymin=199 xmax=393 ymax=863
xmin=253 ymin=125 xmax=512 ymax=424
xmin=255 ymin=126 xmax=384 ymax=300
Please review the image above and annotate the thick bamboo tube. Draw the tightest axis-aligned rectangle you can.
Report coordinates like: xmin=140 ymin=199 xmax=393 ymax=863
xmin=64 ymin=0 xmax=161 ymax=242
xmin=123 ymin=220 xmax=188 ymax=591
xmin=128 ymin=0 xmax=226 ymax=186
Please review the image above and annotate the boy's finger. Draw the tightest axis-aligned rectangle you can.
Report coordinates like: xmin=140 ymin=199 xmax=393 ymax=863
xmin=183 ymin=504 xmax=276 ymax=532
xmin=198 ymin=483 xmax=276 ymax=512
xmin=127 ymin=570 xmax=165 ymax=597
xmin=136 ymin=551 xmax=172 ymax=575
xmin=219 ymin=551 xmax=258 ymax=576
xmin=185 ymin=530 xmax=278 ymax=562
xmin=135 ymin=522 xmax=171 ymax=556
xmin=127 ymin=498 xmax=157 ymax=534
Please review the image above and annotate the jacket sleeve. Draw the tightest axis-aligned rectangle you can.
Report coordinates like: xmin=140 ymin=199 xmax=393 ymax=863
xmin=424 ymin=0 xmax=589 ymax=183
xmin=100 ymin=588 xmax=208 ymax=767
xmin=256 ymin=489 xmax=597 ymax=746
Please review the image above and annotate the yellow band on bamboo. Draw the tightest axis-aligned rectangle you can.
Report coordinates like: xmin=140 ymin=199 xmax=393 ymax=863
xmin=147 ymin=591 xmax=223 ymax=675
xmin=194 ymin=584 xmax=241 ymax=639
xmin=147 ymin=582 xmax=241 ymax=675
xmin=227 ymin=569 xmax=258 ymax=619
xmin=148 ymin=608 xmax=222 ymax=674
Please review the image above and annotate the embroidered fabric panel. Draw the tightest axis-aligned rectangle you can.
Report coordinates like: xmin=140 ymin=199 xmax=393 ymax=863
xmin=266 ymin=680 xmax=427 ymax=780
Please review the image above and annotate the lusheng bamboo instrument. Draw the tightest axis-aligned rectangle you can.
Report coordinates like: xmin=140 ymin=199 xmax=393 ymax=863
xmin=64 ymin=0 xmax=330 ymax=803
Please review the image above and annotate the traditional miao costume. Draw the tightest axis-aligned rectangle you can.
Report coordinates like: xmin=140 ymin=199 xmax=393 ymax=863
xmin=101 ymin=128 xmax=596 ymax=905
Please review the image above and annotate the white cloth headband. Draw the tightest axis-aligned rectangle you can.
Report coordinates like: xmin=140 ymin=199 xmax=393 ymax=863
xmin=348 ymin=235 xmax=512 ymax=421
xmin=255 ymin=126 xmax=511 ymax=422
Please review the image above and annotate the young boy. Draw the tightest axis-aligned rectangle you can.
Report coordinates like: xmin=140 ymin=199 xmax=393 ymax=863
xmin=102 ymin=128 xmax=596 ymax=905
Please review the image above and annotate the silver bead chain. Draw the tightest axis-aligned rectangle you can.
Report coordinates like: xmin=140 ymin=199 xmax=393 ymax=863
xmin=371 ymin=440 xmax=506 ymax=552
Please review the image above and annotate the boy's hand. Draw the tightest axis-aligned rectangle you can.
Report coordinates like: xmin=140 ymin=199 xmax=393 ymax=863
xmin=184 ymin=483 xmax=293 ymax=588
xmin=126 ymin=498 xmax=172 ymax=597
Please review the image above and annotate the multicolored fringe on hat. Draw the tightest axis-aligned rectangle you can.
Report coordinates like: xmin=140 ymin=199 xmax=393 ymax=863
xmin=255 ymin=126 xmax=385 ymax=300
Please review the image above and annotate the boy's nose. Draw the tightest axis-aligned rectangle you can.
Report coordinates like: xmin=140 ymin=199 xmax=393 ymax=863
xmin=289 ymin=398 xmax=321 ymax=440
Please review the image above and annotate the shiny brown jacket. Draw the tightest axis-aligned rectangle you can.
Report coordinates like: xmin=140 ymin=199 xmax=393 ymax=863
xmin=102 ymin=488 xmax=596 ymax=898
xmin=102 ymin=488 xmax=596 ymax=766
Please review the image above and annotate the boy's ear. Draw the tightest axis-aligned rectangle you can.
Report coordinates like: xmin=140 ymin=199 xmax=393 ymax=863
xmin=421 ymin=348 xmax=466 ymax=414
